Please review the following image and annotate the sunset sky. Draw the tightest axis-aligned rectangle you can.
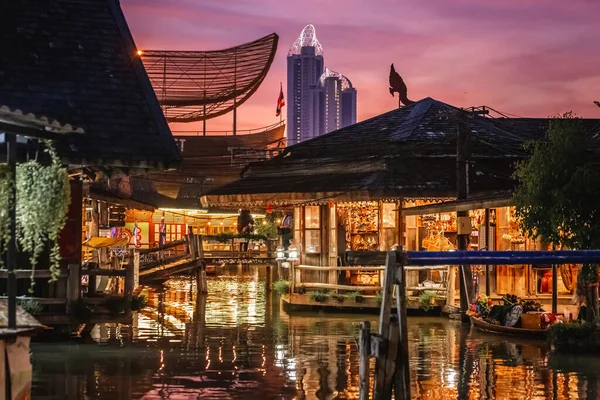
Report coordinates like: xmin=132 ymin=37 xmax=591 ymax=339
xmin=123 ymin=0 xmax=600 ymax=133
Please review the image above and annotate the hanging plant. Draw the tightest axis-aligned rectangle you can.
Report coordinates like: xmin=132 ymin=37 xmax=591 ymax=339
xmin=16 ymin=141 xmax=70 ymax=290
xmin=0 ymin=164 xmax=13 ymax=268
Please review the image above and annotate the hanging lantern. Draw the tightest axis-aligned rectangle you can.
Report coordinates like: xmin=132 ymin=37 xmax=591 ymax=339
xmin=266 ymin=203 xmax=273 ymax=214
xmin=329 ymin=200 xmax=335 ymax=209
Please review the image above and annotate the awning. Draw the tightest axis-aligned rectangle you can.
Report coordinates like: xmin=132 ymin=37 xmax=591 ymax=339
xmin=0 ymin=105 xmax=84 ymax=138
xmin=84 ymin=237 xmax=129 ymax=249
xmin=403 ymin=193 xmax=513 ymax=216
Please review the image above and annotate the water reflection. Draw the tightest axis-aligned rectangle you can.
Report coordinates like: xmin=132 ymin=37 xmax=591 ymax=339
xmin=31 ymin=266 xmax=600 ymax=399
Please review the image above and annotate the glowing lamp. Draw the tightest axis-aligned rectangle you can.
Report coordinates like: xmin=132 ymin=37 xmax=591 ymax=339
xmin=276 ymin=246 xmax=286 ymax=261
xmin=137 ymin=50 xmax=143 ymax=56
xmin=288 ymin=245 xmax=299 ymax=261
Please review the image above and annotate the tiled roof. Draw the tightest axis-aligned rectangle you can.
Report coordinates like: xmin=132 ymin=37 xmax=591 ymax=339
xmin=0 ymin=0 xmax=180 ymax=170
xmin=204 ymin=98 xmax=600 ymax=205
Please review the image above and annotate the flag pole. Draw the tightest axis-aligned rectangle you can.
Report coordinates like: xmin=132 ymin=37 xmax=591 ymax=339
xmin=280 ymin=82 xmax=283 ymax=123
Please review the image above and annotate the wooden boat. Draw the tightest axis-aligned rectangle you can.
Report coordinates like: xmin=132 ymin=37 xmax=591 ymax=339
xmin=469 ymin=315 xmax=548 ymax=339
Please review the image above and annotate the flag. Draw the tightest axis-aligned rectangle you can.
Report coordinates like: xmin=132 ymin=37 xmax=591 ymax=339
xmin=276 ymin=83 xmax=285 ymax=116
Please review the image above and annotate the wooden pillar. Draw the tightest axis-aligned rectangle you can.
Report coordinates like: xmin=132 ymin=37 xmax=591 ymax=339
xmin=457 ymin=110 xmax=473 ymax=319
xmin=395 ymin=253 xmax=410 ymax=400
xmin=485 ymin=208 xmax=491 ymax=296
xmin=133 ymin=250 xmax=140 ymax=290
xmin=67 ymin=263 xmax=81 ymax=314
xmin=373 ymin=251 xmax=396 ymax=398
xmin=446 ymin=266 xmax=456 ymax=307
xmin=290 ymin=261 xmax=296 ymax=294
xmin=124 ymin=252 xmax=134 ymax=318
xmin=552 ymin=244 xmax=558 ymax=314
xmin=5 ymin=132 xmax=17 ymax=329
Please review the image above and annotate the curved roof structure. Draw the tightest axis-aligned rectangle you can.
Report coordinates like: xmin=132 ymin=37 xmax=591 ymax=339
xmin=141 ymin=33 xmax=278 ymax=123
xmin=288 ymin=24 xmax=323 ymax=56
xmin=319 ymin=68 xmax=353 ymax=91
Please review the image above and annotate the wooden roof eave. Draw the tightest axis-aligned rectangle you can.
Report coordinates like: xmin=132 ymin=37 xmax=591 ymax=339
xmin=200 ymin=189 xmax=456 ymax=208
xmin=403 ymin=195 xmax=513 ymax=216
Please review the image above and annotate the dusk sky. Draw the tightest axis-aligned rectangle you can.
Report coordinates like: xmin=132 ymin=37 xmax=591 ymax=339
xmin=123 ymin=0 xmax=600 ymax=133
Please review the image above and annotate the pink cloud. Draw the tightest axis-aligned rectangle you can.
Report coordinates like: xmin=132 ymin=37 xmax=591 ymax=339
xmin=122 ymin=0 xmax=600 ymax=133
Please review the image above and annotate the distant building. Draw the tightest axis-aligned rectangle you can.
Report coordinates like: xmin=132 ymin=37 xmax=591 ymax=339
xmin=320 ymin=68 xmax=357 ymax=134
xmin=287 ymin=25 xmax=357 ymax=145
xmin=287 ymin=24 xmax=324 ymax=146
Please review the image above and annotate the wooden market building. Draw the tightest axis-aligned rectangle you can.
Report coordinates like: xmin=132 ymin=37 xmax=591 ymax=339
xmin=0 ymin=0 xmax=181 ymax=321
xmin=202 ymin=97 xmax=600 ymax=308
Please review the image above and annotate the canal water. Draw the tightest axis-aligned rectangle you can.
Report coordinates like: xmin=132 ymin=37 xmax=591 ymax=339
xmin=31 ymin=266 xmax=600 ymax=399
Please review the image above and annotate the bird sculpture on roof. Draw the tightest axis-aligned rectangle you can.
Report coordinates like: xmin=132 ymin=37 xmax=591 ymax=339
xmin=594 ymin=100 xmax=600 ymax=108
xmin=389 ymin=64 xmax=414 ymax=107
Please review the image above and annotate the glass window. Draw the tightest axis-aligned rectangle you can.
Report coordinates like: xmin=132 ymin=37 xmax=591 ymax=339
xmin=305 ymin=206 xmax=320 ymax=229
xmin=305 ymin=230 xmax=321 ymax=254
xmin=382 ymin=203 xmax=397 ymax=228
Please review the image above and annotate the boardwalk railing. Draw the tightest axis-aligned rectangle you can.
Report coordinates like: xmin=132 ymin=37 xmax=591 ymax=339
xmin=361 ymin=249 xmax=600 ymax=400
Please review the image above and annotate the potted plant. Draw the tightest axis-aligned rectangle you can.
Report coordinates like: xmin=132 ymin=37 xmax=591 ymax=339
xmin=331 ymin=293 xmax=345 ymax=303
xmin=347 ymin=291 xmax=365 ymax=303
xmin=272 ymin=280 xmax=290 ymax=295
xmin=419 ymin=291 xmax=437 ymax=311
xmin=309 ymin=289 xmax=330 ymax=303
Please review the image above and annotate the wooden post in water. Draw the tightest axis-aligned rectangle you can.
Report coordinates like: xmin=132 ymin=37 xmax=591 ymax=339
xmin=67 ymin=264 xmax=81 ymax=314
xmin=124 ymin=254 xmax=134 ymax=318
xmin=133 ymin=250 xmax=140 ymax=290
xmin=198 ymin=236 xmax=208 ymax=294
xmin=359 ymin=321 xmax=371 ymax=400
xmin=373 ymin=251 xmax=396 ymax=399
xmin=395 ymin=253 xmax=410 ymax=400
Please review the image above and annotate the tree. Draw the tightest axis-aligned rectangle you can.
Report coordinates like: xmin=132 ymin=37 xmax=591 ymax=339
xmin=514 ymin=114 xmax=600 ymax=323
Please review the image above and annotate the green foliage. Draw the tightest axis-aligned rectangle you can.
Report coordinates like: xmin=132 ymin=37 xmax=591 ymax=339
xmin=0 ymin=164 xmax=13 ymax=269
xmin=254 ymin=216 xmax=278 ymax=240
xmin=514 ymin=114 xmax=600 ymax=252
xmin=15 ymin=142 xmax=70 ymax=291
xmin=331 ymin=293 xmax=345 ymax=303
xmin=513 ymin=115 xmax=600 ymax=322
xmin=131 ymin=294 xmax=148 ymax=311
xmin=309 ymin=289 xmax=330 ymax=302
xmin=72 ymin=300 xmax=93 ymax=322
xmin=418 ymin=291 xmax=437 ymax=311
xmin=346 ymin=291 xmax=365 ymax=303
xmin=547 ymin=322 xmax=600 ymax=353
xmin=105 ymin=297 xmax=127 ymax=316
xmin=375 ymin=291 xmax=383 ymax=306
xmin=18 ymin=297 xmax=43 ymax=315
xmin=272 ymin=279 xmax=290 ymax=295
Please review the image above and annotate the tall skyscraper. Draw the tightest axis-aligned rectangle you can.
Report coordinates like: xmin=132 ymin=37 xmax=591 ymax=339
xmin=320 ymin=68 xmax=357 ymax=134
xmin=287 ymin=25 xmax=357 ymax=145
xmin=287 ymin=24 xmax=324 ymax=146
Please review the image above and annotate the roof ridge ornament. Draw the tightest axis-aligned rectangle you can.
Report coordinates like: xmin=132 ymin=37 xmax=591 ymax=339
xmin=288 ymin=24 xmax=323 ymax=56
xmin=389 ymin=64 xmax=414 ymax=107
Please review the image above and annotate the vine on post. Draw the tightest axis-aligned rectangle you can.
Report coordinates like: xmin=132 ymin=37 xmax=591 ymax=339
xmin=0 ymin=141 xmax=72 ymax=292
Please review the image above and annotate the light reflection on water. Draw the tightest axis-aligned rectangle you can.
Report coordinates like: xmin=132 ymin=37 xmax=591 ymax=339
xmin=31 ymin=266 xmax=600 ymax=399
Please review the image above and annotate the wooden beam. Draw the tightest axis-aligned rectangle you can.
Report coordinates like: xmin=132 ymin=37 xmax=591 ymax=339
xmin=403 ymin=197 xmax=512 ymax=216
xmin=301 ymin=283 xmax=382 ymax=292
xmin=0 ymin=270 xmax=68 ymax=279
xmin=296 ymin=265 xmax=385 ymax=271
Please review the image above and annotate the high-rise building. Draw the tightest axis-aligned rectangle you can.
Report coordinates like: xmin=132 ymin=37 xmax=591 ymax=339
xmin=319 ymin=68 xmax=357 ymax=134
xmin=287 ymin=24 xmax=324 ymax=146
xmin=287 ymin=24 xmax=358 ymax=145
